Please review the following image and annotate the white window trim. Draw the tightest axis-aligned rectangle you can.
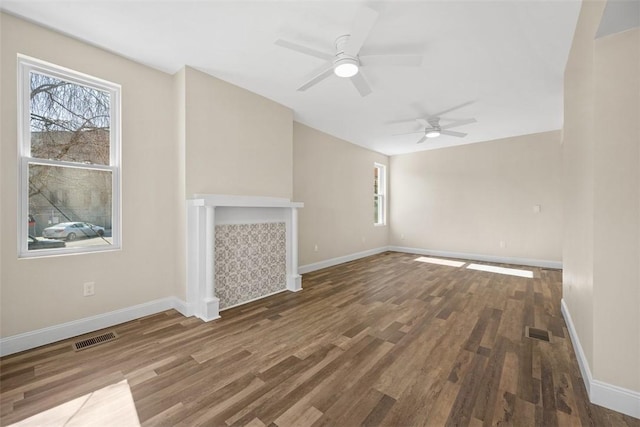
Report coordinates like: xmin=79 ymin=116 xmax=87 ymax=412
xmin=374 ymin=162 xmax=386 ymax=226
xmin=17 ymin=55 xmax=122 ymax=258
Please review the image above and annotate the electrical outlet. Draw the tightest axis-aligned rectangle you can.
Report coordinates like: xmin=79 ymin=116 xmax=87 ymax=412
xmin=499 ymin=241 xmax=506 ymax=248
xmin=83 ymin=282 xmax=95 ymax=297
xmin=314 ymin=244 xmax=318 ymax=252
xmin=400 ymin=233 xmax=405 ymax=240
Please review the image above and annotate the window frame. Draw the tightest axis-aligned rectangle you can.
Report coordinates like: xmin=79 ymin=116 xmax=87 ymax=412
xmin=374 ymin=162 xmax=386 ymax=226
xmin=17 ymin=55 xmax=122 ymax=258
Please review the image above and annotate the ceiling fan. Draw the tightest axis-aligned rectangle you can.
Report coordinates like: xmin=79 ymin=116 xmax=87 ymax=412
xmin=275 ymin=6 xmax=423 ymax=97
xmin=397 ymin=117 xmax=477 ymax=144
xmin=393 ymin=101 xmax=477 ymax=143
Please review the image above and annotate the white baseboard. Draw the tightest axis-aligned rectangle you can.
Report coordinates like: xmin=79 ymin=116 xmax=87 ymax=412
xmin=171 ymin=297 xmax=194 ymax=318
xmin=590 ymin=379 xmax=640 ymax=420
xmin=388 ymin=245 xmax=563 ymax=269
xmin=561 ymin=299 xmax=594 ymax=396
xmin=299 ymin=246 xmax=562 ymax=275
xmin=298 ymin=247 xmax=389 ymax=274
xmin=562 ymin=299 xmax=640 ymax=419
xmin=0 ymin=297 xmax=190 ymax=357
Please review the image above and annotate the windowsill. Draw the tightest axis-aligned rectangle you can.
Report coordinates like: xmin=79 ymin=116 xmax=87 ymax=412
xmin=19 ymin=245 xmax=121 ymax=259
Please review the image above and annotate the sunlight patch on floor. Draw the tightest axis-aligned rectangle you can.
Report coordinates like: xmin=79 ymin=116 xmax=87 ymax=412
xmin=466 ymin=263 xmax=533 ymax=278
xmin=9 ymin=380 xmax=139 ymax=427
xmin=414 ymin=256 xmax=466 ymax=267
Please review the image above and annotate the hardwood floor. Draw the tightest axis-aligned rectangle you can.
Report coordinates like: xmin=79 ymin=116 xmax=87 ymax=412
xmin=1 ymin=251 xmax=638 ymax=426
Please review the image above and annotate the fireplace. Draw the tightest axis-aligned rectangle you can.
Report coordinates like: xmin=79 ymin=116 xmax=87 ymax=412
xmin=186 ymin=195 xmax=303 ymax=321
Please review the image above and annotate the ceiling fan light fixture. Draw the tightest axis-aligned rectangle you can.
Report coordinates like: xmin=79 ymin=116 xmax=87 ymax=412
xmin=425 ymin=129 xmax=441 ymax=138
xmin=334 ymin=57 xmax=359 ymax=78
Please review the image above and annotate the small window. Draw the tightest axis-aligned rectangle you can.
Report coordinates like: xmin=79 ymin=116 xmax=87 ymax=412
xmin=374 ymin=163 xmax=386 ymax=226
xmin=18 ymin=55 xmax=121 ymax=257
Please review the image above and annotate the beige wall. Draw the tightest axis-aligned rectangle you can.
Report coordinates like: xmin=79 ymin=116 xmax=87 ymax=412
xmin=563 ymin=0 xmax=640 ymax=393
xmin=592 ymin=28 xmax=639 ymax=390
xmin=0 ymin=14 xmax=180 ymax=336
xmin=173 ymin=68 xmax=187 ymax=300
xmin=183 ymin=67 xmax=293 ymax=198
xmin=390 ymin=131 xmax=563 ymax=263
xmin=293 ymin=123 xmax=389 ymax=266
xmin=562 ymin=0 xmax=602 ymax=379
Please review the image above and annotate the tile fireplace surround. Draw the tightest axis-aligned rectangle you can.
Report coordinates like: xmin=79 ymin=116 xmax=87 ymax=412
xmin=186 ymin=195 xmax=304 ymax=321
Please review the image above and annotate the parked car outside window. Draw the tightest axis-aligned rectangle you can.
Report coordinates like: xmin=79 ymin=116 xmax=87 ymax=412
xmin=42 ymin=222 xmax=105 ymax=241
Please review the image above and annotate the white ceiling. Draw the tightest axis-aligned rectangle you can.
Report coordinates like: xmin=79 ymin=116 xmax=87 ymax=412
xmin=2 ymin=1 xmax=581 ymax=155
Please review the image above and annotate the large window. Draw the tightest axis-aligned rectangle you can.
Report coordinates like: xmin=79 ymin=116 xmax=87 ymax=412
xmin=374 ymin=163 xmax=386 ymax=226
xmin=18 ymin=55 xmax=121 ymax=257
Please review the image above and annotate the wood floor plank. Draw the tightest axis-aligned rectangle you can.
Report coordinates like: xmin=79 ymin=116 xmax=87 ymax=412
xmin=1 ymin=252 xmax=637 ymax=427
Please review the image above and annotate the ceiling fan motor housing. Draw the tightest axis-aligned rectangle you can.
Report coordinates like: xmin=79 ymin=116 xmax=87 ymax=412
xmin=425 ymin=118 xmax=441 ymax=138
xmin=333 ymin=35 xmax=359 ymax=77
xmin=427 ymin=118 xmax=440 ymax=128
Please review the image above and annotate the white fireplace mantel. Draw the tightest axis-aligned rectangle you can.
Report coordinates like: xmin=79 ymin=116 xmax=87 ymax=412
xmin=191 ymin=194 xmax=304 ymax=209
xmin=186 ymin=194 xmax=304 ymax=321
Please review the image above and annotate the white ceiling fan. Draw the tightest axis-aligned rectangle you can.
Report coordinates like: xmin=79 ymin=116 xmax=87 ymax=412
xmin=275 ymin=6 xmax=423 ymax=97
xmin=394 ymin=101 xmax=477 ymax=143
xmin=397 ymin=117 xmax=477 ymax=144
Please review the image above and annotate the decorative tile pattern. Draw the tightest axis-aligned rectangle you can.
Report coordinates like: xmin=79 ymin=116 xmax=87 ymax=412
xmin=215 ymin=222 xmax=286 ymax=309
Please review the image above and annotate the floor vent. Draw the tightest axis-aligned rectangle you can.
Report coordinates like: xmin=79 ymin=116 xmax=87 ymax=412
xmin=525 ymin=326 xmax=550 ymax=342
xmin=73 ymin=331 xmax=118 ymax=351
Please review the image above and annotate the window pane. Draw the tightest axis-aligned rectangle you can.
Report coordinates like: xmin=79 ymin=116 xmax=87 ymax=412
xmin=28 ymin=164 xmax=112 ymax=250
xmin=374 ymin=196 xmax=379 ymax=223
xmin=30 ymin=72 xmax=110 ymax=165
xmin=374 ymin=167 xmax=379 ymax=194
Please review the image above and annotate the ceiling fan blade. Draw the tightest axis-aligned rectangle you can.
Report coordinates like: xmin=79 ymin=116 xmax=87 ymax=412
xmin=344 ymin=7 xmax=379 ymax=56
xmin=416 ymin=118 xmax=429 ymax=127
xmin=440 ymin=130 xmax=468 ymax=138
xmin=427 ymin=100 xmax=475 ymax=120
xmin=297 ymin=64 xmax=334 ymax=91
xmin=359 ymin=55 xmax=423 ymax=67
xmin=350 ymin=71 xmax=372 ymax=97
xmin=440 ymin=118 xmax=477 ymax=130
xmin=416 ymin=135 xmax=428 ymax=144
xmin=275 ymin=39 xmax=333 ymax=61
